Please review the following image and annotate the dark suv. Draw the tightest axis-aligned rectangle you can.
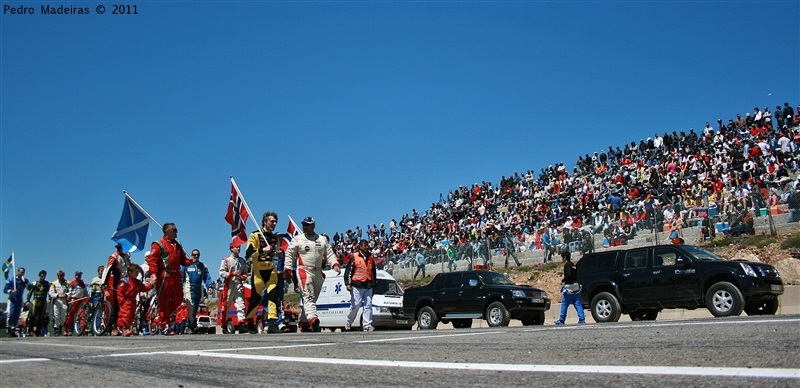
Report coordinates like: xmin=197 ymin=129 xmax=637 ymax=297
xmin=576 ymin=244 xmax=783 ymax=322
xmin=402 ymin=270 xmax=551 ymax=329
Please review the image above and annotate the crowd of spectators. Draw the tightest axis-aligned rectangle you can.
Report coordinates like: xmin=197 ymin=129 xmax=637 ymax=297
xmin=331 ymin=102 xmax=800 ymax=271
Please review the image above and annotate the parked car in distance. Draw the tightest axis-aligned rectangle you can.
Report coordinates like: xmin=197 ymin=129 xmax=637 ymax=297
xmin=576 ymin=244 xmax=784 ymax=322
xmin=402 ymin=270 xmax=551 ymax=329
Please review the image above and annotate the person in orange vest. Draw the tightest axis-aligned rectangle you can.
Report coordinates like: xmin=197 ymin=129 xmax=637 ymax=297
xmin=343 ymin=239 xmax=377 ymax=332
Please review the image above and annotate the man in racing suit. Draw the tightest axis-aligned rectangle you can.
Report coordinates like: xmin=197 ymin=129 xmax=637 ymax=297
xmin=220 ymin=243 xmax=248 ymax=334
xmin=182 ymin=249 xmax=213 ymax=333
xmin=147 ymin=222 xmax=191 ymax=335
xmin=48 ymin=270 xmax=71 ymax=336
xmin=3 ymin=267 xmax=30 ymax=337
xmin=27 ymin=270 xmax=50 ymax=337
xmin=245 ymin=212 xmax=282 ymax=334
xmin=284 ymin=216 xmax=340 ymax=332
xmin=104 ymin=244 xmax=131 ymax=327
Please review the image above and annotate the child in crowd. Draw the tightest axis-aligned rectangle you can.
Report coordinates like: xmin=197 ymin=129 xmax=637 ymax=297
xmin=116 ymin=264 xmax=154 ymax=337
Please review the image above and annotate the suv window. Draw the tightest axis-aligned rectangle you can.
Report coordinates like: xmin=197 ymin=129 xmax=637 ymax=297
xmin=443 ymin=274 xmax=461 ymax=288
xmin=653 ymin=247 xmax=680 ymax=267
xmin=623 ymin=249 xmax=648 ymax=270
xmin=461 ymin=273 xmax=479 ymax=287
xmin=577 ymin=252 xmax=618 ymax=272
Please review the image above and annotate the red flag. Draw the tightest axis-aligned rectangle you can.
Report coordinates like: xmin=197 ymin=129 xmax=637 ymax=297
xmin=281 ymin=216 xmax=301 ymax=251
xmin=225 ymin=183 xmax=249 ymax=247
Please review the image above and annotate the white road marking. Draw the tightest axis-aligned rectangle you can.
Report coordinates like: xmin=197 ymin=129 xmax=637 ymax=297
xmin=177 ymin=351 xmax=800 ymax=379
xmin=0 ymin=358 xmax=50 ymax=364
xmin=11 ymin=341 xmax=123 ymax=350
xmin=353 ymin=330 xmax=503 ymax=343
xmin=201 ymin=342 xmax=338 ymax=352
xmin=532 ymin=317 xmax=800 ymax=332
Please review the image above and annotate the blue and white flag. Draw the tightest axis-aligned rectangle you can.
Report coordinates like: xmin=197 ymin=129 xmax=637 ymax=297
xmin=111 ymin=196 xmax=150 ymax=253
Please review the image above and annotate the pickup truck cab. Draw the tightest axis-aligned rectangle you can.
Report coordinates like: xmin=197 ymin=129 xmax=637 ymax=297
xmin=576 ymin=244 xmax=784 ymax=322
xmin=402 ymin=270 xmax=551 ymax=329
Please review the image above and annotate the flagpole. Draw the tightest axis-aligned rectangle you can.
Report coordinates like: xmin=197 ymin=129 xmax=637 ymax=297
xmin=5 ymin=251 xmax=13 ymax=322
xmin=230 ymin=176 xmax=271 ymax=248
xmin=122 ymin=190 xmax=163 ymax=229
xmin=11 ymin=251 xmax=15 ymax=291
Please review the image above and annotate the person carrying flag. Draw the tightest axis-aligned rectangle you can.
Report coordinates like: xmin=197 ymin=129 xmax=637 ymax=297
xmin=245 ymin=212 xmax=282 ymax=334
xmin=147 ymin=222 xmax=191 ymax=335
xmin=4 ymin=267 xmax=30 ymax=337
xmin=104 ymin=243 xmax=131 ymax=330
xmin=284 ymin=217 xmax=341 ymax=332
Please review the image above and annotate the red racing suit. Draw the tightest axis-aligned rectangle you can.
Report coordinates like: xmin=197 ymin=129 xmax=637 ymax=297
xmin=147 ymin=236 xmax=190 ymax=329
xmin=116 ymin=277 xmax=153 ymax=329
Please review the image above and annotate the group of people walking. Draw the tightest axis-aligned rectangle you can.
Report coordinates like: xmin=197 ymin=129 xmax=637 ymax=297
xmin=4 ymin=210 xmax=383 ymax=337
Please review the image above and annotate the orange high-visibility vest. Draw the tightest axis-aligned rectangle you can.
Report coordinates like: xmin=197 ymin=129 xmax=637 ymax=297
xmin=351 ymin=252 xmax=375 ymax=283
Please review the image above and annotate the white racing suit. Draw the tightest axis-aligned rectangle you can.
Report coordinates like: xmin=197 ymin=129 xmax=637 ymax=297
xmin=285 ymin=233 xmax=339 ymax=324
xmin=48 ymin=279 xmax=71 ymax=334
xmin=219 ymin=255 xmax=248 ymax=323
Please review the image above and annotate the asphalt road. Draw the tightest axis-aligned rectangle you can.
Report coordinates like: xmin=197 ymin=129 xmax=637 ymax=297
xmin=1 ymin=315 xmax=798 ymax=387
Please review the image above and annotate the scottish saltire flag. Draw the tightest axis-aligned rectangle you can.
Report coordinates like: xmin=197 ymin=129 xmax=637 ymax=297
xmin=2 ymin=254 xmax=12 ymax=280
xmin=281 ymin=216 xmax=301 ymax=251
xmin=225 ymin=182 xmax=250 ymax=247
xmin=111 ymin=196 xmax=150 ymax=253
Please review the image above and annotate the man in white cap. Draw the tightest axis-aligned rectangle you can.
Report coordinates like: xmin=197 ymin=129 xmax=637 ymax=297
xmin=284 ymin=216 xmax=340 ymax=332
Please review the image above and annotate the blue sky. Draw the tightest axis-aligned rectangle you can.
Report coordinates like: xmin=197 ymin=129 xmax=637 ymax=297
xmin=1 ymin=1 xmax=798 ymax=300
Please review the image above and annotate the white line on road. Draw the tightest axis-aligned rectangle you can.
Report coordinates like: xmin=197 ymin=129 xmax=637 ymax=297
xmin=0 ymin=358 xmax=50 ymax=364
xmin=201 ymin=342 xmax=338 ymax=353
xmin=179 ymin=351 xmax=800 ymax=379
xmin=353 ymin=330 xmax=503 ymax=344
xmin=534 ymin=317 xmax=800 ymax=332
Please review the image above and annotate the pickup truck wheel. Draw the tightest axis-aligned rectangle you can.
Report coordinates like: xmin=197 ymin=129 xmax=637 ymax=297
xmin=521 ymin=311 xmax=545 ymax=325
xmin=417 ymin=306 xmax=439 ymax=330
xmin=706 ymin=281 xmax=744 ymax=317
xmin=486 ymin=302 xmax=511 ymax=327
xmin=225 ymin=320 xmax=235 ymax=335
xmin=451 ymin=319 xmax=473 ymax=329
xmin=744 ymin=298 xmax=779 ymax=316
xmin=208 ymin=327 xmax=216 ymax=334
xmin=590 ymin=292 xmax=621 ymax=323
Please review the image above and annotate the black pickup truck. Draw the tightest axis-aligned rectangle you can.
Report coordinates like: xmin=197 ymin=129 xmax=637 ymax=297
xmin=402 ymin=270 xmax=551 ymax=329
xmin=576 ymin=244 xmax=784 ymax=322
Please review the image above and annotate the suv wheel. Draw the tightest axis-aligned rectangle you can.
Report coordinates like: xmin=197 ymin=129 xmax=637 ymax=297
xmin=706 ymin=281 xmax=744 ymax=317
xmin=486 ymin=302 xmax=511 ymax=327
xmin=417 ymin=306 xmax=439 ymax=330
xmin=744 ymin=298 xmax=779 ymax=316
xmin=590 ymin=292 xmax=621 ymax=323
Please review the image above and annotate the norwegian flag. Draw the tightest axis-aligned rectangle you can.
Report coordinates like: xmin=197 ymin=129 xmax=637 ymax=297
xmin=225 ymin=182 xmax=249 ymax=247
xmin=281 ymin=216 xmax=301 ymax=251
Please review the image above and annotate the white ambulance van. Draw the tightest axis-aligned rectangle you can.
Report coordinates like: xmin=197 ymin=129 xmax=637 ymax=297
xmin=316 ymin=269 xmax=413 ymax=331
